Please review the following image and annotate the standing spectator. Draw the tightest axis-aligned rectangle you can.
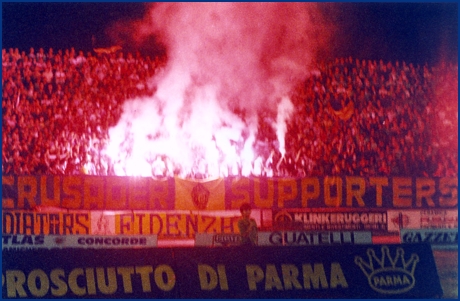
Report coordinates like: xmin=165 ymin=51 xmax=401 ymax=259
xmin=238 ymin=203 xmax=258 ymax=246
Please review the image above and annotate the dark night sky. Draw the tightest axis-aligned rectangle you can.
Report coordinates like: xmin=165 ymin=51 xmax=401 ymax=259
xmin=2 ymin=2 xmax=458 ymax=65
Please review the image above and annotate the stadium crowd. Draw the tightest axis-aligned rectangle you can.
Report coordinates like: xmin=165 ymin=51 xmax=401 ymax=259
xmin=2 ymin=47 xmax=458 ymax=178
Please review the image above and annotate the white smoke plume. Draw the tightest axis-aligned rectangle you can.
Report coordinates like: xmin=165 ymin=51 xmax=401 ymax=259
xmin=276 ymin=96 xmax=295 ymax=157
xmin=105 ymin=2 xmax=330 ymax=178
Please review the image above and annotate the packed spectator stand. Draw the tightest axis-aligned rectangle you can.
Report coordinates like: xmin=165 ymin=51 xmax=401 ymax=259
xmin=2 ymin=47 xmax=458 ymax=178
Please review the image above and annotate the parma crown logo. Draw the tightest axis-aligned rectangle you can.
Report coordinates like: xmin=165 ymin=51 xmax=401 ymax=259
xmin=354 ymin=245 xmax=419 ymax=294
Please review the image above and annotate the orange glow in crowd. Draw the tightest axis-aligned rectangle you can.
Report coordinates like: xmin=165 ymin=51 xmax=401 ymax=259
xmin=103 ymin=3 xmax=328 ymax=178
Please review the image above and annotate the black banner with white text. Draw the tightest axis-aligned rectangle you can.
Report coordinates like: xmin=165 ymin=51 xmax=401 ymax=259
xmin=2 ymin=244 xmax=442 ymax=298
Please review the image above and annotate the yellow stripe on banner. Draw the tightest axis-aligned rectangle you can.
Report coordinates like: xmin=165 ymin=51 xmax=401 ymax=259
xmin=174 ymin=178 xmax=225 ymax=210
